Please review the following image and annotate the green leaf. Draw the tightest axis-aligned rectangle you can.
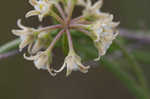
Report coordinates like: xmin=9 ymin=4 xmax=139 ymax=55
xmin=61 ymin=33 xmax=69 ymax=56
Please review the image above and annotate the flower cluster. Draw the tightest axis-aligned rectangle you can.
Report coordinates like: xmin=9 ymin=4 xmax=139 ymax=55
xmin=12 ymin=0 xmax=119 ymax=76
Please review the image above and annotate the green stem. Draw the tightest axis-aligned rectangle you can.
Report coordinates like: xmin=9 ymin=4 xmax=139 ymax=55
xmin=0 ymin=38 xmax=20 ymax=54
xmin=115 ymin=40 xmax=149 ymax=91
xmin=101 ymin=58 xmax=150 ymax=99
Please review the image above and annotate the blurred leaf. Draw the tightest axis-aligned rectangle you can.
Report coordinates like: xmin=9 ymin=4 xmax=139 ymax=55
xmin=133 ymin=50 xmax=150 ymax=64
xmin=101 ymin=57 xmax=150 ymax=99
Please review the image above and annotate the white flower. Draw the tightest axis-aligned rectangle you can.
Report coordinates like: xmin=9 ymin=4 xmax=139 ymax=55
xmin=55 ymin=50 xmax=90 ymax=76
xmin=90 ymin=15 xmax=119 ymax=42
xmin=82 ymin=0 xmax=104 ymax=19
xmin=11 ymin=0 xmax=119 ymax=76
xmin=93 ymin=31 xmax=118 ymax=61
xmin=24 ymin=51 xmax=56 ymax=76
xmin=26 ymin=0 xmax=55 ymax=21
xmin=12 ymin=19 xmax=36 ymax=51
xmin=89 ymin=15 xmax=119 ymax=61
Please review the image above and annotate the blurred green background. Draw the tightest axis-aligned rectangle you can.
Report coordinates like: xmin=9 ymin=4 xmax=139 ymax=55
xmin=0 ymin=0 xmax=150 ymax=99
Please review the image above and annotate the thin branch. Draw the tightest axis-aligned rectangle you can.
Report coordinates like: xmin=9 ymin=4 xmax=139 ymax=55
xmin=70 ymin=23 xmax=89 ymax=29
xmin=119 ymin=28 xmax=150 ymax=44
xmin=39 ymin=24 xmax=63 ymax=32
xmin=66 ymin=0 xmax=75 ymax=23
xmin=0 ymin=38 xmax=20 ymax=54
xmin=47 ymin=29 xmax=65 ymax=51
xmin=50 ymin=10 xmax=65 ymax=25
xmin=0 ymin=50 xmax=19 ymax=60
xmin=71 ymin=16 xmax=84 ymax=23
xmin=66 ymin=29 xmax=74 ymax=50
xmin=55 ymin=3 xmax=66 ymax=20
xmin=71 ymin=16 xmax=92 ymax=24
xmin=75 ymin=28 xmax=91 ymax=37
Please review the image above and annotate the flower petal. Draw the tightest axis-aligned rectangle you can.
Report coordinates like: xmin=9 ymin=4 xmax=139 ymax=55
xmin=29 ymin=0 xmax=38 ymax=6
xmin=19 ymin=36 xmax=33 ymax=51
xmin=54 ymin=62 xmax=66 ymax=73
xmin=11 ymin=29 xmax=26 ymax=36
xmin=77 ymin=62 xmax=90 ymax=73
xmin=66 ymin=65 xmax=73 ymax=76
xmin=92 ymin=0 xmax=103 ymax=11
xmin=25 ymin=10 xmax=40 ymax=18
xmin=23 ymin=53 xmax=35 ymax=60
xmin=17 ymin=19 xmax=27 ymax=29
xmin=38 ymin=14 xmax=44 ymax=21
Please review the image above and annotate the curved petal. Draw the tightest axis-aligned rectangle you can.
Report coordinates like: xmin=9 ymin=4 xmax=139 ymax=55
xmin=38 ymin=14 xmax=44 ymax=21
xmin=17 ymin=19 xmax=27 ymax=29
xmin=94 ymin=55 xmax=101 ymax=61
xmin=11 ymin=29 xmax=26 ymax=36
xmin=47 ymin=66 xmax=57 ymax=76
xmin=19 ymin=36 xmax=34 ymax=51
xmin=54 ymin=62 xmax=66 ymax=73
xmin=92 ymin=0 xmax=103 ymax=11
xmin=25 ymin=10 xmax=40 ymax=18
xmin=66 ymin=65 xmax=73 ymax=76
xmin=29 ymin=0 xmax=37 ymax=6
xmin=19 ymin=40 xmax=29 ymax=51
xmin=23 ymin=53 xmax=35 ymax=60
xmin=27 ymin=42 xmax=34 ymax=54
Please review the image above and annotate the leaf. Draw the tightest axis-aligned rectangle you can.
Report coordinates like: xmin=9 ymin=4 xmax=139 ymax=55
xmin=61 ymin=33 xmax=69 ymax=56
